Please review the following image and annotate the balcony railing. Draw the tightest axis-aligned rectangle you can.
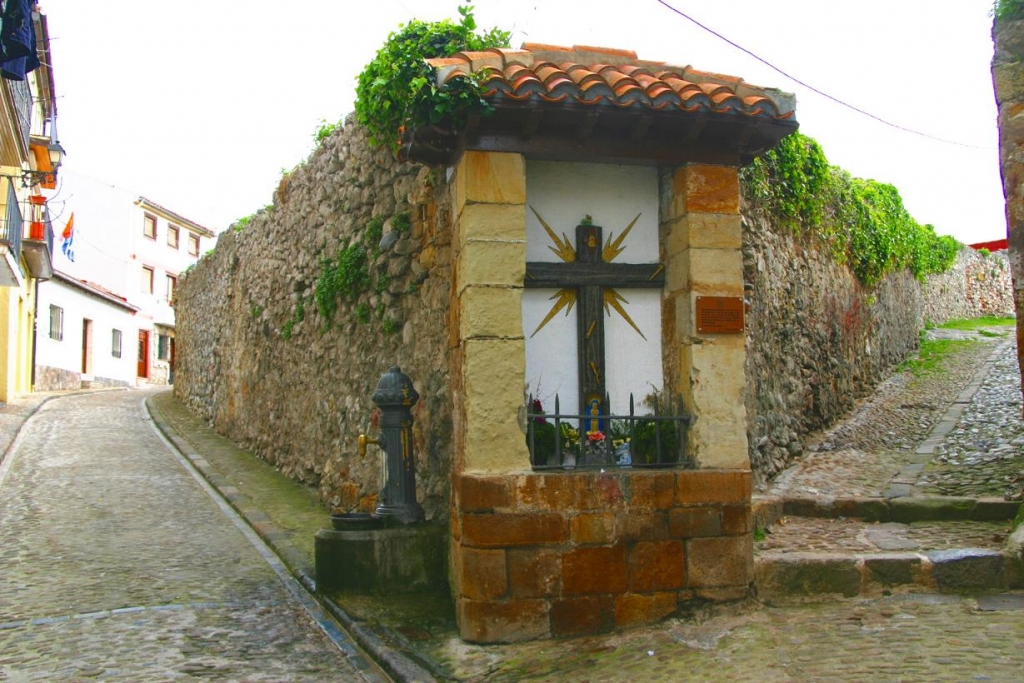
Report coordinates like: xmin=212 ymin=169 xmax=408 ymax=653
xmin=21 ymin=202 xmax=54 ymax=280
xmin=9 ymin=79 xmax=31 ymax=153
xmin=2 ymin=181 xmax=22 ymax=263
xmin=525 ymin=393 xmax=693 ymax=470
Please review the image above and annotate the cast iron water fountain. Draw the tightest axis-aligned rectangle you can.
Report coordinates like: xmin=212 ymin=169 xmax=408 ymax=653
xmin=317 ymin=367 xmax=444 ymax=594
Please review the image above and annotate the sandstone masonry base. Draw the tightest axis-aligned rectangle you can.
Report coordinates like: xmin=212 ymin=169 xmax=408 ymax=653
xmin=451 ymin=469 xmax=753 ymax=642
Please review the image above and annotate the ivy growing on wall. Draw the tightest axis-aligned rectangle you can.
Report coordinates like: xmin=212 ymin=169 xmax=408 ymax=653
xmin=315 ymin=243 xmax=370 ymax=325
xmin=741 ymin=132 xmax=960 ymax=287
xmin=290 ymin=211 xmax=414 ymax=337
xmin=994 ymin=0 xmax=1024 ymax=21
xmin=354 ymin=5 xmax=511 ymax=154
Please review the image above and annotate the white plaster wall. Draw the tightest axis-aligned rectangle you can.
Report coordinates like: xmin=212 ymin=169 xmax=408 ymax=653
xmin=54 ymin=170 xmax=208 ymax=330
xmin=523 ymin=161 xmax=663 ymax=418
xmin=36 ymin=279 xmax=138 ymax=385
xmin=52 ymin=170 xmax=136 ymax=298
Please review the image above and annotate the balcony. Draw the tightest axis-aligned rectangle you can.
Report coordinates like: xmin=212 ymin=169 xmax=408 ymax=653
xmin=21 ymin=205 xmax=53 ymax=280
xmin=0 ymin=180 xmax=23 ymax=286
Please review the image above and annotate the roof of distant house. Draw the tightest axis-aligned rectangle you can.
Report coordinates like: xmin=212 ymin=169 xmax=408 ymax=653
xmin=403 ymin=43 xmax=798 ymax=165
xmin=968 ymin=238 xmax=1008 ymax=252
xmin=135 ymin=197 xmax=215 ymax=237
xmin=52 ymin=271 xmax=139 ymax=312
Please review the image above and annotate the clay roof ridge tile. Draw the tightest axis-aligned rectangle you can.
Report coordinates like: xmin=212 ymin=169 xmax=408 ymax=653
xmin=521 ymin=41 xmax=573 ymax=53
xmin=572 ymin=44 xmax=638 ymax=58
xmin=685 ymin=66 xmax=744 ymax=86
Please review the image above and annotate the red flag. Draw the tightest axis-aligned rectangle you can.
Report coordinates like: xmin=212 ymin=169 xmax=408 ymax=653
xmin=61 ymin=212 xmax=74 ymax=240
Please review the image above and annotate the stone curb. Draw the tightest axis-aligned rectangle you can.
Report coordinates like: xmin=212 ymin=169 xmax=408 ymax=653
xmin=144 ymin=397 xmax=438 ymax=683
xmin=754 ymin=495 xmax=1021 ymax=527
xmin=756 ymin=548 xmax=1024 ymax=599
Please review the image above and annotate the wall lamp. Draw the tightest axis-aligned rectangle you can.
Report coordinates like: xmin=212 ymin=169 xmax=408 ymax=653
xmin=20 ymin=140 xmax=65 ymax=187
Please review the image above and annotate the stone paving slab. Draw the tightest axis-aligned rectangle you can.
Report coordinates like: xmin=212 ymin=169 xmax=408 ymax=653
xmin=756 ymin=517 xmax=1012 ymax=554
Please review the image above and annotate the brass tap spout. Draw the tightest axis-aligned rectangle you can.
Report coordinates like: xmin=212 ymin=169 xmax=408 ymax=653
xmin=358 ymin=434 xmax=381 ymax=457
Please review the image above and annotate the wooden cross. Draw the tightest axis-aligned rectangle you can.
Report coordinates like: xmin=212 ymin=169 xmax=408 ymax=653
xmin=525 ymin=210 xmax=665 ymax=426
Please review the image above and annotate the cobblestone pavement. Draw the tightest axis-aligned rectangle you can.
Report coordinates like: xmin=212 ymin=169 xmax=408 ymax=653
xmin=755 ymin=517 xmax=1012 ymax=553
xmin=425 ymin=593 xmax=1024 ymax=681
xmin=0 ymin=389 xmax=382 ymax=681
xmin=918 ymin=341 xmax=1024 ymax=499
xmin=768 ymin=333 xmax=1020 ymax=499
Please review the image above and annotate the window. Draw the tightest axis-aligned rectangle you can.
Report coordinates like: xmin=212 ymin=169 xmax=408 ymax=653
xmin=188 ymin=233 xmax=200 ymax=256
xmin=112 ymin=329 xmax=122 ymax=358
xmin=166 ymin=274 xmax=176 ymax=304
xmin=167 ymin=225 xmax=180 ymax=249
xmin=48 ymin=304 xmax=63 ymax=341
xmin=141 ymin=265 xmax=154 ymax=294
xmin=143 ymin=214 xmax=156 ymax=239
xmin=157 ymin=334 xmax=171 ymax=361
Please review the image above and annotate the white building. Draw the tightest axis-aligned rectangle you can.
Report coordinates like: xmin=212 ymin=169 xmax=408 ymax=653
xmin=34 ymin=170 xmax=214 ymax=389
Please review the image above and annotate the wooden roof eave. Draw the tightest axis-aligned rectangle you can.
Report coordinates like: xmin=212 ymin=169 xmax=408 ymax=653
xmin=401 ymin=97 xmax=798 ymax=167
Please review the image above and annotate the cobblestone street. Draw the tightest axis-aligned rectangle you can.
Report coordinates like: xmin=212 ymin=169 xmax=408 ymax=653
xmin=1 ymin=333 xmax=1022 ymax=681
xmin=0 ymin=390 xmax=380 ymax=681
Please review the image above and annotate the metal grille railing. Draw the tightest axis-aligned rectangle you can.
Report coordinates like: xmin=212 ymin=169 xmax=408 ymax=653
xmin=10 ymin=79 xmax=31 ymax=152
xmin=525 ymin=393 xmax=693 ymax=470
xmin=2 ymin=180 xmax=22 ymax=263
xmin=41 ymin=206 xmax=54 ymax=255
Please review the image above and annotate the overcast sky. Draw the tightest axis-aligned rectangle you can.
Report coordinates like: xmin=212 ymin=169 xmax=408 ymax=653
xmin=41 ymin=0 xmax=1003 ymax=244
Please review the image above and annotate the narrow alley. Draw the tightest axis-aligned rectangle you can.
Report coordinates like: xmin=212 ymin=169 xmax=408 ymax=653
xmin=0 ymin=390 xmax=384 ymax=681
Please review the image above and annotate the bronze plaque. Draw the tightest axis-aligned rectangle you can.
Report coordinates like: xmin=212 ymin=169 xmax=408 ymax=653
xmin=695 ymin=296 xmax=745 ymax=334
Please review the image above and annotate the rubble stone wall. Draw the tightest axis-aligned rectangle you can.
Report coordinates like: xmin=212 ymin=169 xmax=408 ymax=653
xmin=172 ymin=120 xmax=1015 ymax=511
xmin=174 ymin=118 xmax=456 ymax=520
xmin=992 ymin=15 xmax=1024 ymax=406
xmin=743 ymin=200 xmax=1013 ymax=486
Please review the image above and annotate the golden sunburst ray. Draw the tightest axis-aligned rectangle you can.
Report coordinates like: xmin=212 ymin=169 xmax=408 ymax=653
xmin=530 ymin=206 xmax=575 ymax=263
xmin=530 ymin=288 xmax=577 ymax=337
xmin=603 ymin=288 xmax=647 ymax=340
xmin=602 ymin=212 xmax=641 ymax=263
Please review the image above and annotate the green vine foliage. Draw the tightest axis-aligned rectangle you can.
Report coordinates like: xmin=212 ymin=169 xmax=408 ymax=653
xmin=741 ymin=132 xmax=960 ymax=287
xmin=355 ymin=5 xmax=511 ymax=153
xmin=994 ymin=0 xmax=1024 ymax=21
xmin=314 ymin=244 xmax=370 ymax=326
xmin=312 ymin=119 xmax=339 ymax=147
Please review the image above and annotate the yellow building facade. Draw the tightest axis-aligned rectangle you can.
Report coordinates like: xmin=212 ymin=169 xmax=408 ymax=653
xmin=0 ymin=7 xmax=59 ymax=402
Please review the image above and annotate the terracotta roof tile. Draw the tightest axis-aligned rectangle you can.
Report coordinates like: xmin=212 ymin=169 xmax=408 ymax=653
xmin=427 ymin=45 xmax=795 ymax=121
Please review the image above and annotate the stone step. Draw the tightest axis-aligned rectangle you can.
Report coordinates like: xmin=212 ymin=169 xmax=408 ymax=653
xmin=752 ymin=496 xmax=1024 ymax=599
xmin=754 ymin=494 xmax=1021 ymax=528
xmin=756 ymin=548 xmax=1021 ymax=598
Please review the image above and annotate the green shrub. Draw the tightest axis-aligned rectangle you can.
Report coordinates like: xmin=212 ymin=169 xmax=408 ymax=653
xmin=354 ymin=5 xmax=510 ymax=153
xmin=741 ymin=132 xmax=961 ymax=286
xmin=313 ymin=118 xmax=339 ymax=147
xmin=995 ymin=0 xmax=1024 ymax=21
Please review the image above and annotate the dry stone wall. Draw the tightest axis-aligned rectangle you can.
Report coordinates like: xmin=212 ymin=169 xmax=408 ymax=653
xmin=174 ymin=117 xmax=455 ymax=520
xmin=174 ymin=119 xmax=1016 ymax=510
xmin=743 ymin=199 xmax=1013 ymax=486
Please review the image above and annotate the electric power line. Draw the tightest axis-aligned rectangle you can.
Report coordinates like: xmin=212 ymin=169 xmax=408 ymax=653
xmin=654 ymin=0 xmax=993 ymax=150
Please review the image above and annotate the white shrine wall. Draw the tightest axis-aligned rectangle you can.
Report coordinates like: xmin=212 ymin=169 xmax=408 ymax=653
xmin=522 ymin=161 xmax=664 ymax=418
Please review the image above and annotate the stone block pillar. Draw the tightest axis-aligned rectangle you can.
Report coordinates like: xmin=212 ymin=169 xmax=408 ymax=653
xmin=450 ymin=151 xmax=529 ymax=473
xmin=662 ymin=164 xmax=750 ymax=469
